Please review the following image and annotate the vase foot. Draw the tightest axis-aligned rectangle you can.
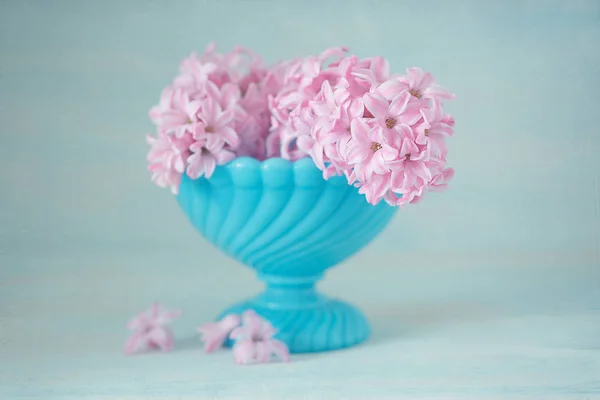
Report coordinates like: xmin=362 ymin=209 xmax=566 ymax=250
xmin=218 ymin=297 xmax=370 ymax=353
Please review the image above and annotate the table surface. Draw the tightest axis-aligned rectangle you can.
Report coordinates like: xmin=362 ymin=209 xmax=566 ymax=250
xmin=1 ymin=249 xmax=599 ymax=400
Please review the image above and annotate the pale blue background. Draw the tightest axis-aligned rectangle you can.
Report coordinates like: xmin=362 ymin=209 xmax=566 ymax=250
xmin=1 ymin=1 xmax=599 ymax=399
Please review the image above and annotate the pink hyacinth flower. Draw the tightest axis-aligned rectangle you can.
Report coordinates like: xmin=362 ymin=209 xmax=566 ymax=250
xmin=173 ymin=53 xmax=218 ymax=94
xmin=390 ymin=136 xmax=432 ymax=192
xmin=144 ymin=45 xmax=455 ymax=207
xmin=414 ymin=99 xmax=454 ymax=157
xmin=197 ymin=314 xmax=241 ymax=353
xmin=345 ymin=118 xmax=398 ymax=182
xmin=187 ymin=134 xmax=236 ymax=180
xmin=393 ymin=182 xmax=427 ymax=206
xmin=194 ymin=96 xmax=240 ymax=148
xmin=426 ymin=156 xmax=455 ymax=192
xmin=229 ymin=310 xmax=290 ymax=365
xmin=350 ymin=55 xmax=390 ymax=87
xmin=357 ymin=172 xmax=393 ymax=205
xmin=363 ymin=91 xmax=423 ymax=128
xmin=149 ymin=88 xmax=201 ymax=138
xmin=124 ymin=303 xmax=181 ymax=355
xmin=206 ymin=81 xmax=245 ymax=119
xmin=377 ymin=67 xmax=455 ymax=102
xmin=146 ymin=131 xmax=193 ymax=194
xmin=430 ymin=166 xmax=455 ymax=192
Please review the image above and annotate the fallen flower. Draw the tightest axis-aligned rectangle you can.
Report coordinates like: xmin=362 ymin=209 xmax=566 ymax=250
xmin=229 ymin=310 xmax=290 ymax=365
xmin=124 ymin=303 xmax=181 ymax=355
xmin=197 ymin=314 xmax=241 ymax=353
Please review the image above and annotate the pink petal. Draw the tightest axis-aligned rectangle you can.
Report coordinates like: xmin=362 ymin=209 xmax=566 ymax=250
xmin=390 ymin=164 xmax=407 ymax=191
xmin=369 ymin=124 xmax=386 ymax=143
xmin=362 ymin=93 xmax=389 ymax=120
xmin=189 ymin=139 xmax=206 ymax=153
xmin=427 ymin=85 xmax=456 ymax=100
xmin=347 ymin=97 xmax=364 ymax=119
xmin=198 ymin=325 xmax=223 ymax=353
xmin=124 ymin=332 xmax=147 ymax=355
xmin=220 ymin=127 xmax=240 ymax=147
xmin=268 ymin=339 xmax=290 ymax=362
xmin=220 ymin=83 xmax=242 ymax=109
xmin=350 ymin=69 xmax=374 ymax=83
xmin=410 ymin=193 xmax=425 ymax=204
xmin=406 ymin=67 xmax=430 ymax=89
xmin=319 ymin=46 xmax=348 ymax=61
xmin=295 ymin=134 xmax=314 ymax=155
xmin=380 ymin=144 xmax=398 ymax=161
xmin=430 ymin=167 xmax=455 ymax=191
xmin=197 ymin=315 xmax=241 ymax=354
xmin=230 ymin=310 xmax=264 ymax=341
xmin=377 ymin=79 xmax=406 ymax=100
xmin=334 ymin=87 xmax=350 ymax=107
xmin=370 ymin=153 xmax=390 ymax=176
xmin=399 ymin=138 xmax=419 ymax=157
xmin=411 ymin=160 xmax=432 ymax=181
xmin=349 ymin=118 xmax=371 ymax=144
xmin=201 ymin=98 xmax=216 ymax=125
xmin=149 ymin=327 xmax=174 ymax=352
xmin=233 ymin=340 xmax=256 ymax=365
xmin=242 ymin=310 xmax=263 ymax=337
xmin=431 ymin=99 xmax=445 ymax=122
xmin=301 ymin=59 xmax=320 ymax=78
xmin=255 ymin=341 xmax=270 ymax=363
xmin=345 ymin=144 xmax=370 ymax=164
xmin=185 ymin=100 xmax=201 ymax=121
xmin=358 ymin=174 xmax=391 ymax=205
xmin=372 ymin=56 xmax=390 ymax=82
xmin=222 ymin=314 xmax=242 ymax=330
xmin=383 ymin=124 xmax=408 ymax=148
xmin=186 ymin=156 xmax=201 ymax=179
xmin=203 ymin=154 xmax=217 ymax=178
xmin=388 ymin=91 xmax=411 ymax=116
xmin=215 ymin=148 xmax=236 ymax=165
xmin=191 ymin=122 xmax=207 ymax=140
xmin=217 ymin=108 xmax=235 ymax=127
xmin=320 ymin=80 xmax=335 ymax=106
xmin=442 ymin=114 xmax=455 ymax=127
xmin=173 ymin=156 xmax=186 ymax=174
xmin=229 ymin=326 xmax=251 ymax=341
xmin=127 ymin=314 xmax=149 ymax=331
xmin=204 ymin=134 xmax=224 ymax=151
xmin=429 ymin=123 xmax=453 ymax=138
xmin=259 ymin=322 xmax=277 ymax=340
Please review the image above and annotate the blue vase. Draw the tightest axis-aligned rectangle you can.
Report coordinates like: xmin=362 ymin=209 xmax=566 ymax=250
xmin=177 ymin=157 xmax=397 ymax=353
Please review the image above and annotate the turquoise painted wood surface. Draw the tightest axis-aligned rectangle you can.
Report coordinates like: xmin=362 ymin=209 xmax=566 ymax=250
xmin=1 ymin=253 xmax=599 ymax=399
xmin=1 ymin=0 xmax=599 ymax=398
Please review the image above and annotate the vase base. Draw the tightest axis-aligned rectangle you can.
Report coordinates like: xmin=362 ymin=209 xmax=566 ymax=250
xmin=218 ymin=296 xmax=370 ymax=353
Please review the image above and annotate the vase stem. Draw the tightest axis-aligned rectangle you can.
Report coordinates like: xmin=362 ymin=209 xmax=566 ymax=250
xmin=254 ymin=273 xmax=326 ymax=309
xmin=219 ymin=272 xmax=370 ymax=352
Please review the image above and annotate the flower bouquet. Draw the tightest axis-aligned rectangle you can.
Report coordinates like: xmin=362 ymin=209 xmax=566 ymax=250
xmin=146 ymin=44 xmax=455 ymax=354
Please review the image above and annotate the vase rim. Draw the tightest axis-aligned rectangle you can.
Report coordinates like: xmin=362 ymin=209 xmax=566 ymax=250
xmin=225 ymin=156 xmax=315 ymax=170
xmin=181 ymin=156 xmax=350 ymax=188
